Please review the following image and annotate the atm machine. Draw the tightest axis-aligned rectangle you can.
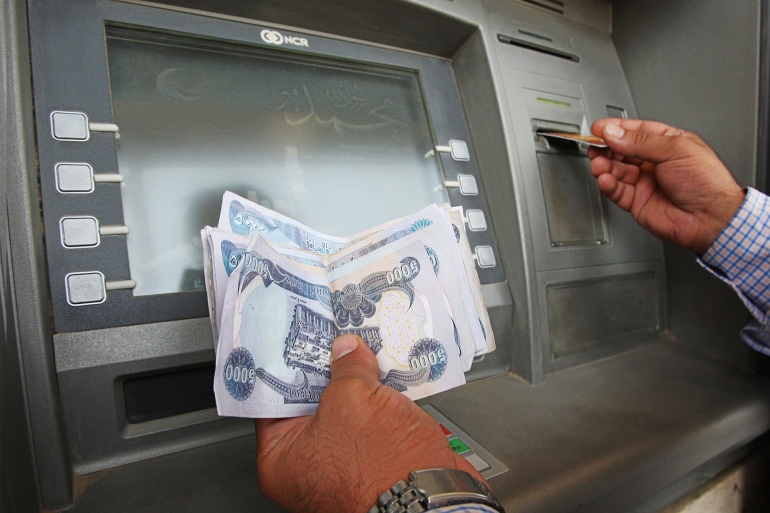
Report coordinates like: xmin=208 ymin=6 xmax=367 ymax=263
xmin=3 ymin=0 xmax=770 ymax=512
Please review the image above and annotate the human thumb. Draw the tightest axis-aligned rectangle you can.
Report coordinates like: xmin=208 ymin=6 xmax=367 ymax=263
xmin=602 ymin=122 xmax=690 ymax=165
xmin=329 ymin=334 xmax=381 ymax=384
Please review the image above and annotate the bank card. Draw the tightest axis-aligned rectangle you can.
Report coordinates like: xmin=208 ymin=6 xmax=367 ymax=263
xmin=540 ymin=131 xmax=607 ymax=147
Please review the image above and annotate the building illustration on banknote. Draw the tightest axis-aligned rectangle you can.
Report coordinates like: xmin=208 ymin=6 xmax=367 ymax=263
xmin=283 ymin=303 xmax=383 ymax=379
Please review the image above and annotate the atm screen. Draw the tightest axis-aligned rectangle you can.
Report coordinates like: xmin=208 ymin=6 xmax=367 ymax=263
xmin=105 ymin=26 xmax=447 ymax=296
xmin=31 ymin=1 xmax=502 ymax=332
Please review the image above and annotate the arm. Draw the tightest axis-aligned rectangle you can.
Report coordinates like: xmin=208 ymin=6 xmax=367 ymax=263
xmin=588 ymin=118 xmax=770 ymax=352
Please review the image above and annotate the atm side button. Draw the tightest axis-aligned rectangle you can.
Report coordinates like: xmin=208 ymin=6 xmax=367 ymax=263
xmin=65 ymin=271 xmax=107 ymax=306
xmin=56 ymin=163 xmax=95 ymax=193
xmin=449 ymin=438 xmax=470 ymax=455
xmin=439 ymin=424 xmax=452 ymax=437
xmin=457 ymin=174 xmax=478 ymax=196
xmin=51 ymin=111 xmax=90 ymax=141
xmin=474 ymin=246 xmax=496 ymax=268
xmin=50 ymin=111 xmax=120 ymax=142
xmin=449 ymin=140 xmax=470 ymax=161
xmin=428 ymin=140 xmax=470 ymax=161
xmin=60 ymin=216 xmax=100 ymax=248
xmin=466 ymin=210 xmax=487 ymax=231
xmin=464 ymin=453 xmax=491 ymax=472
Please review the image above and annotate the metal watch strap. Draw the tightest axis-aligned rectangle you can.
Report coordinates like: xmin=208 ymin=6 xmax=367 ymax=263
xmin=368 ymin=468 xmax=505 ymax=513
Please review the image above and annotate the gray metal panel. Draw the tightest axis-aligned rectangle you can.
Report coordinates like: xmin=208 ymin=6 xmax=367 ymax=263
xmin=464 ymin=282 xmax=514 ymax=381
xmin=0 ymin=1 xmax=39 ymax=501
xmin=536 ymin=260 xmax=666 ymax=372
xmin=612 ymin=1 xmax=760 ymax=189
xmin=423 ymin=340 xmax=770 ymax=513
xmin=625 ymin=435 xmax=770 ymax=513
xmin=612 ymin=0 xmax=761 ymax=370
xmin=55 ymin=293 xmax=511 ymax=474
xmin=487 ymin=4 xmax=664 ymax=272
xmin=502 ymin=0 xmax=611 ymax=32
xmin=759 ymin=0 xmax=770 ymax=195
xmin=60 ymin=340 xmax=770 ymax=513
xmin=478 ymin=0 xmax=666 ymax=379
xmin=135 ymin=0 xmax=478 ymax=58
xmin=452 ymin=28 xmax=539 ymax=382
xmin=3 ymin=0 xmax=73 ymax=508
xmin=54 ymin=318 xmax=254 ymax=474
xmin=68 ymin=436 xmax=284 ymax=513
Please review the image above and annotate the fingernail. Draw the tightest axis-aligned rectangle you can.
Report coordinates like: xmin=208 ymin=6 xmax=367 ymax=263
xmin=332 ymin=336 xmax=358 ymax=360
xmin=604 ymin=124 xmax=625 ymax=139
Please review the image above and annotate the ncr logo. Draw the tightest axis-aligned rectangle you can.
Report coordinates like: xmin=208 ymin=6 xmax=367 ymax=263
xmin=260 ymin=29 xmax=309 ymax=47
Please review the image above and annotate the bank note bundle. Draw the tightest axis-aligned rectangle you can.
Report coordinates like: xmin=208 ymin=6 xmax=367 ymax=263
xmin=202 ymin=191 xmax=495 ymax=418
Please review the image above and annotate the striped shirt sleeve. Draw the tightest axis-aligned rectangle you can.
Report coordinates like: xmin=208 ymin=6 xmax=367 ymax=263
xmin=698 ymin=187 xmax=770 ymax=355
xmin=434 ymin=505 xmax=500 ymax=513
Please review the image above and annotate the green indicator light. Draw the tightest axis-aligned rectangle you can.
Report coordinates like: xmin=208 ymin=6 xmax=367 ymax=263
xmin=536 ymin=97 xmax=572 ymax=108
xmin=449 ymin=438 xmax=470 ymax=454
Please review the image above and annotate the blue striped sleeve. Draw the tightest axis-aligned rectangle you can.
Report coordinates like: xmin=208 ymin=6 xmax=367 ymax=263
xmin=698 ymin=187 xmax=770 ymax=354
xmin=434 ymin=505 xmax=500 ymax=513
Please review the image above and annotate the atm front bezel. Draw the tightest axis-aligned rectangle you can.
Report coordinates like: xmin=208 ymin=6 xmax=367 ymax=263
xmin=28 ymin=0 xmax=505 ymax=333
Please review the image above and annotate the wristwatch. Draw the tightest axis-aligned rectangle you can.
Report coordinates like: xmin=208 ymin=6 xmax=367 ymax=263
xmin=368 ymin=468 xmax=505 ymax=513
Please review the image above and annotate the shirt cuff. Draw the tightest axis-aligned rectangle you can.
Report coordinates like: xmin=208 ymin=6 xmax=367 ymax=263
xmin=700 ymin=187 xmax=770 ymax=315
xmin=740 ymin=320 xmax=770 ymax=356
xmin=434 ymin=505 xmax=500 ymax=513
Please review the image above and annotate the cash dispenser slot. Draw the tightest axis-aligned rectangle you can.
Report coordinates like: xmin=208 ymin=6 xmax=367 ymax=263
xmin=122 ymin=364 xmax=216 ymax=425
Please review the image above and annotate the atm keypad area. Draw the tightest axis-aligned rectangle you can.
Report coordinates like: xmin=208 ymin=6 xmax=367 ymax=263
xmin=422 ymin=405 xmax=508 ymax=480
xmin=8 ymin=0 xmax=770 ymax=512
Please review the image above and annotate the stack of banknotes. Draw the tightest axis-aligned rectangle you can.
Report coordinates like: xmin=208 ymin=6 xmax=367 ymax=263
xmin=202 ymin=191 xmax=495 ymax=418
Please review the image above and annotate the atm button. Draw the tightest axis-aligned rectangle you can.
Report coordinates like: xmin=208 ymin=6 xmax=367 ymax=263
xmin=60 ymin=216 xmax=100 ymax=248
xmin=439 ymin=424 xmax=453 ymax=437
xmin=475 ymin=246 xmax=496 ymax=268
xmin=56 ymin=163 xmax=94 ymax=193
xmin=51 ymin=111 xmax=90 ymax=141
xmin=449 ymin=438 xmax=470 ymax=454
xmin=449 ymin=140 xmax=470 ymax=161
xmin=457 ymin=174 xmax=478 ymax=196
xmin=466 ymin=210 xmax=487 ymax=231
xmin=464 ymin=453 xmax=491 ymax=472
xmin=65 ymin=272 xmax=106 ymax=306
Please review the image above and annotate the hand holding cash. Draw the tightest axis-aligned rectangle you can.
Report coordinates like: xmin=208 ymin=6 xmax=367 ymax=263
xmin=202 ymin=192 xmax=495 ymax=418
xmin=253 ymin=334 xmax=486 ymax=513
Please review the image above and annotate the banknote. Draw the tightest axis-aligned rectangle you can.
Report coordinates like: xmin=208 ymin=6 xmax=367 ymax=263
xmin=322 ymin=206 xmax=483 ymax=370
xmin=201 ymin=227 xmax=218 ymax=340
xmin=263 ymin=204 xmax=483 ymax=369
xmin=214 ymin=235 xmax=466 ymax=418
xmin=218 ymin=191 xmax=356 ymax=254
xmin=444 ymin=207 xmax=495 ymax=354
xmin=211 ymin=194 xmax=489 ymax=365
xmin=202 ymin=227 xmax=249 ymax=337
xmin=203 ymin=227 xmax=329 ymax=344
